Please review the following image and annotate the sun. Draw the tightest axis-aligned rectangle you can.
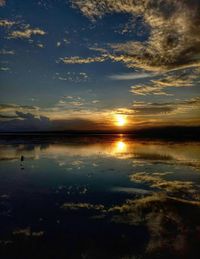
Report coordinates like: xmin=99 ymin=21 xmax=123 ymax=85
xmin=115 ymin=114 xmax=127 ymax=127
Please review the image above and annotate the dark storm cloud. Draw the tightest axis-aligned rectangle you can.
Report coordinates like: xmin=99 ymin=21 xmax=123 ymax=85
xmin=0 ymin=111 xmax=106 ymax=132
xmin=0 ymin=112 xmax=52 ymax=132
xmin=0 ymin=104 xmax=39 ymax=122
xmin=15 ymin=111 xmax=35 ymax=119
xmin=72 ymin=0 xmax=200 ymax=71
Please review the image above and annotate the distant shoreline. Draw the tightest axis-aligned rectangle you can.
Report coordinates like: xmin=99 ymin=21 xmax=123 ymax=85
xmin=0 ymin=126 xmax=200 ymax=141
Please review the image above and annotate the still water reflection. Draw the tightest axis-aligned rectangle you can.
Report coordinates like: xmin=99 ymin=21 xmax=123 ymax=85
xmin=0 ymin=135 xmax=200 ymax=258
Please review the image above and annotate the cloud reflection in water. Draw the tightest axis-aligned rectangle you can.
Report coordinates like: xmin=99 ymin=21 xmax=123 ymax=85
xmin=0 ymin=136 xmax=200 ymax=258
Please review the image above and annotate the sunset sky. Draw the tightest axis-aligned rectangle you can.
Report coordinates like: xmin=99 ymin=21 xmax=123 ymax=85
xmin=0 ymin=0 xmax=200 ymax=131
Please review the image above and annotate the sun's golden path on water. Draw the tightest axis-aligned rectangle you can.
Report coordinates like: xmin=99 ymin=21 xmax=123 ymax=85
xmin=115 ymin=140 xmax=127 ymax=153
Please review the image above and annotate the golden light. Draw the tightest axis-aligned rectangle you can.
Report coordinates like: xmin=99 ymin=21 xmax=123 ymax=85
xmin=116 ymin=141 xmax=126 ymax=152
xmin=115 ymin=114 xmax=127 ymax=127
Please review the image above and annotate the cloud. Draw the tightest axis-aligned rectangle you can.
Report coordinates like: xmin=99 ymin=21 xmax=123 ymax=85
xmin=0 ymin=0 xmax=6 ymax=7
xmin=15 ymin=111 xmax=35 ymax=119
xmin=130 ymin=68 xmax=199 ymax=95
xmin=0 ymin=103 xmax=38 ymax=114
xmin=109 ymin=72 xmax=154 ymax=80
xmin=13 ymin=228 xmax=44 ymax=237
xmin=132 ymin=103 xmax=175 ymax=115
xmin=0 ymin=49 xmax=15 ymax=55
xmin=110 ymin=193 xmax=200 ymax=256
xmin=54 ymin=72 xmax=89 ymax=83
xmin=61 ymin=202 xmax=105 ymax=211
xmin=1 ymin=96 xmax=199 ymax=132
xmin=0 ymin=103 xmax=108 ymax=131
xmin=59 ymin=101 xmax=83 ymax=107
xmin=72 ymin=0 xmax=200 ymax=72
xmin=0 ymin=112 xmax=52 ymax=132
xmin=54 ymin=95 xmax=101 ymax=112
xmin=10 ymin=27 xmax=46 ymax=39
xmin=37 ymin=43 xmax=44 ymax=48
xmin=130 ymin=84 xmax=171 ymax=96
xmin=0 ymin=19 xmax=16 ymax=27
xmin=0 ymin=100 xmax=112 ymax=131
xmin=0 ymin=67 xmax=10 ymax=72
xmin=0 ymin=114 xmax=18 ymax=119
xmin=130 ymin=172 xmax=195 ymax=193
xmin=92 ymin=100 xmax=100 ymax=104
xmin=56 ymin=96 xmax=85 ymax=108
xmin=117 ymin=97 xmax=200 ymax=117
xmin=56 ymin=41 xmax=61 ymax=47
xmin=60 ymin=56 xmax=106 ymax=64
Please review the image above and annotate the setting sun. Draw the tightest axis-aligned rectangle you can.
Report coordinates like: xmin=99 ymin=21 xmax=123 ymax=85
xmin=115 ymin=114 xmax=127 ymax=127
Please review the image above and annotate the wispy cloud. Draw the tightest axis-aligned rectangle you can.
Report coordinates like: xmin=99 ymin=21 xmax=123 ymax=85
xmin=130 ymin=172 xmax=195 ymax=193
xmin=0 ymin=67 xmax=10 ymax=72
xmin=10 ymin=27 xmax=46 ymax=39
xmin=54 ymin=72 xmax=88 ymax=83
xmin=130 ymin=69 xmax=199 ymax=95
xmin=0 ymin=19 xmax=16 ymax=27
xmin=0 ymin=49 xmax=15 ymax=55
xmin=109 ymin=72 xmax=154 ymax=81
xmin=61 ymin=203 xmax=105 ymax=211
xmin=60 ymin=55 xmax=106 ymax=64
xmin=130 ymin=85 xmax=172 ymax=96
xmin=36 ymin=43 xmax=44 ymax=48
xmin=0 ymin=0 xmax=6 ymax=7
xmin=129 ymin=97 xmax=200 ymax=116
xmin=72 ymin=0 xmax=200 ymax=73
xmin=110 ymin=192 xmax=200 ymax=257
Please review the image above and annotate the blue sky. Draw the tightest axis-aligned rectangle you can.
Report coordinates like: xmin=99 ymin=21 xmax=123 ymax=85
xmin=0 ymin=0 xmax=200 ymax=131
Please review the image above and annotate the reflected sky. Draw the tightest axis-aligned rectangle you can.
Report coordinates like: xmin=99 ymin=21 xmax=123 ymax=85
xmin=0 ymin=136 xmax=200 ymax=258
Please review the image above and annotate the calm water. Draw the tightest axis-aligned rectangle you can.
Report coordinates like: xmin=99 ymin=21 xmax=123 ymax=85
xmin=0 ymin=135 xmax=200 ymax=259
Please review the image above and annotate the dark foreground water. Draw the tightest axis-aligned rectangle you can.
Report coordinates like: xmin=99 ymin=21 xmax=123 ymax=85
xmin=0 ymin=135 xmax=200 ymax=259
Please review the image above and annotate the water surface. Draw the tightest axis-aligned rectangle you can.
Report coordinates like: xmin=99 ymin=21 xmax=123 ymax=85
xmin=0 ymin=135 xmax=200 ymax=258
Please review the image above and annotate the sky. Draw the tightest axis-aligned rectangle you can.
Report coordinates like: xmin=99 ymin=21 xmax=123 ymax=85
xmin=0 ymin=0 xmax=200 ymax=132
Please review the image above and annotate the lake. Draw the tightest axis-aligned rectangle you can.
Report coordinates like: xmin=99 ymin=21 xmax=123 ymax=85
xmin=0 ymin=135 xmax=200 ymax=258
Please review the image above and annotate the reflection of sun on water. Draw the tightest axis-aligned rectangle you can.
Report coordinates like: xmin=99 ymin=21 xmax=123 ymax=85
xmin=116 ymin=141 xmax=126 ymax=152
xmin=110 ymin=139 xmax=130 ymax=159
xmin=115 ymin=140 xmax=127 ymax=153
